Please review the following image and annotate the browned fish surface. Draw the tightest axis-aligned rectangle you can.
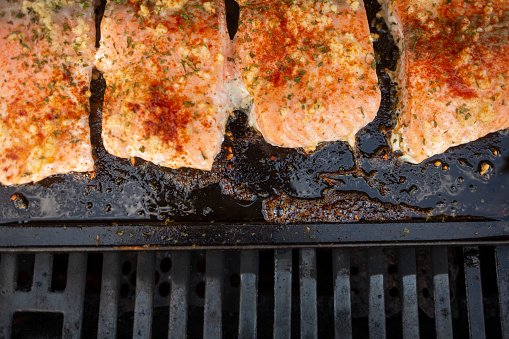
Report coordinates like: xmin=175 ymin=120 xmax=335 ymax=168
xmin=96 ymin=0 xmax=231 ymax=171
xmin=380 ymin=0 xmax=509 ymax=163
xmin=234 ymin=0 xmax=381 ymax=149
xmin=0 ymin=0 xmax=95 ymax=185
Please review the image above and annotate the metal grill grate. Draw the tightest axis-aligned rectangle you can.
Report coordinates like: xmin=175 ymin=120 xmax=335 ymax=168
xmin=0 ymin=253 xmax=88 ymax=338
xmin=1 ymin=246 xmax=508 ymax=338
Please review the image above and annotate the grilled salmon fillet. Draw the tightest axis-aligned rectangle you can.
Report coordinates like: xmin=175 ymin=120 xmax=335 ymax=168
xmin=0 ymin=0 xmax=95 ymax=186
xmin=380 ymin=0 xmax=509 ymax=163
xmin=234 ymin=0 xmax=381 ymax=149
xmin=96 ymin=0 xmax=231 ymax=170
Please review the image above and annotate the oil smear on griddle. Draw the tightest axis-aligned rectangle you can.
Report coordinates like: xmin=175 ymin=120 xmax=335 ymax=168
xmin=0 ymin=0 xmax=508 ymax=224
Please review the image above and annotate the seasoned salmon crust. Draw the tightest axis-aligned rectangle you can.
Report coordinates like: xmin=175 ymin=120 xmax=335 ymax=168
xmin=0 ymin=0 xmax=95 ymax=186
xmin=96 ymin=0 xmax=231 ymax=171
xmin=234 ymin=0 xmax=381 ymax=149
xmin=380 ymin=0 xmax=509 ymax=163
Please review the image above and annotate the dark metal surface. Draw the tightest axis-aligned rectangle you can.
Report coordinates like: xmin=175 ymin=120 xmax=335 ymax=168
xmin=133 ymin=251 xmax=155 ymax=338
xmin=0 ymin=220 xmax=507 ymax=251
xmin=274 ymin=249 xmax=292 ymax=339
xmin=464 ymin=247 xmax=486 ymax=339
xmin=399 ymin=247 xmax=420 ymax=339
xmin=203 ymin=251 xmax=224 ymax=339
xmin=333 ymin=249 xmax=353 ymax=338
xmin=238 ymin=250 xmax=258 ymax=338
xmin=496 ymin=245 xmax=509 ymax=339
xmin=64 ymin=254 xmax=89 ymax=338
xmin=168 ymin=251 xmax=191 ymax=339
xmin=368 ymin=248 xmax=386 ymax=339
xmin=98 ymin=252 xmax=121 ymax=339
xmin=0 ymin=254 xmax=16 ymax=339
xmin=299 ymin=249 xmax=318 ymax=339
xmin=432 ymin=247 xmax=454 ymax=339
xmin=2 ymin=245 xmax=508 ymax=338
xmin=0 ymin=253 xmax=87 ymax=339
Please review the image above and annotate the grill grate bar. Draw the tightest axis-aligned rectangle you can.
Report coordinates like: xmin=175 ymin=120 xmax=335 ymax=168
xmin=168 ymin=251 xmax=191 ymax=339
xmin=274 ymin=249 xmax=293 ymax=339
xmin=0 ymin=253 xmax=16 ymax=293
xmin=133 ymin=251 xmax=155 ymax=338
xmin=496 ymin=245 xmax=509 ymax=339
xmin=333 ymin=249 xmax=352 ymax=339
xmin=463 ymin=247 xmax=486 ymax=339
xmin=98 ymin=252 xmax=121 ymax=339
xmin=399 ymin=247 xmax=420 ymax=339
xmin=368 ymin=248 xmax=386 ymax=339
xmin=238 ymin=250 xmax=259 ymax=339
xmin=431 ymin=247 xmax=453 ymax=339
xmin=0 ymin=254 xmax=17 ymax=339
xmin=62 ymin=253 xmax=88 ymax=339
xmin=203 ymin=251 xmax=224 ymax=339
xmin=2 ymin=244 xmax=508 ymax=338
xmin=32 ymin=253 xmax=53 ymax=293
xmin=0 ymin=253 xmax=88 ymax=339
xmin=299 ymin=249 xmax=318 ymax=338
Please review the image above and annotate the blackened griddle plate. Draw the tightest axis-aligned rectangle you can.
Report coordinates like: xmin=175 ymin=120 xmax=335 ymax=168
xmin=0 ymin=0 xmax=508 ymax=248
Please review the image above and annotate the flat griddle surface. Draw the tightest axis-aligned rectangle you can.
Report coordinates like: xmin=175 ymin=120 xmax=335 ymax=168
xmin=0 ymin=0 xmax=507 ymax=225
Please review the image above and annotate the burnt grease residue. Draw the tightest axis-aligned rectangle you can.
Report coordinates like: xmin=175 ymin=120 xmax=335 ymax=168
xmin=0 ymin=0 xmax=508 ymax=224
xmin=263 ymin=191 xmax=429 ymax=223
